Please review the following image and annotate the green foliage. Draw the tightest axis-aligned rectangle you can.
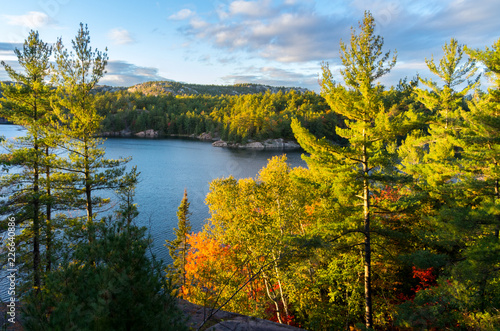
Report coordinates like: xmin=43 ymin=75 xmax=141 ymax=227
xmin=166 ymin=188 xmax=192 ymax=291
xmin=395 ymin=37 xmax=499 ymax=331
xmin=95 ymin=88 xmax=338 ymax=143
xmin=292 ymin=11 xmax=407 ymax=329
xmin=50 ymin=23 xmax=131 ymax=237
xmin=22 ymin=218 xmax=187 ymax=331
xmin=0 ymin=30 xmax=55 ymax=290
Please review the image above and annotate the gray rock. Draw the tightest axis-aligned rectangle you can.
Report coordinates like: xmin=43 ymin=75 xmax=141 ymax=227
xmin=212 ymin=140 xmax=228 ymax=147
xmin=245 ymin=141 xmax=265 ymax=149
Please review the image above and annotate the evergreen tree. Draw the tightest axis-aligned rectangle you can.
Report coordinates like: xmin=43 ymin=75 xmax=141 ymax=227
xmin=291 ymin=11 xmax=404 ymax=328
xmin=400 ymin=38 xmax=478 ymax=188
xmin=22 ymin=217 xmax=188 ymax=331
xmin=51 ymin=23 xmax=129 ymax=242
xmin=398 ymin=39 xmax=479 ymax=264
xmin=465 ymin=38 xmax=500 ymax=239
xmin=451 ymin=37 xmax=500 ymax=317
xmin=0 ymin=31 xmax=53 ymax=290
xmin=166 ymin=188 xmax=192 ymax=291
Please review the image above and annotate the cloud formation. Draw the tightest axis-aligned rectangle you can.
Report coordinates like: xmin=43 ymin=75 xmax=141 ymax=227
xmin=101 ymin=61 xmax=168 ymax=86
xmin=178 ymin=1 xmax=349 ymax=63
xmin=174 ymin=0 xmax=500 ymax=69
xmin=222 ymin=65 xmax=319 ymax=90
xmin=3 ymin=11 xmax=53 ymax=29
xmin=0 ymin=43 xmax=23 ymax=52
xmin=169 ymin=9 xmax=195 ymax=20
xmin=108 ymin=29 xmax=135 ymax=45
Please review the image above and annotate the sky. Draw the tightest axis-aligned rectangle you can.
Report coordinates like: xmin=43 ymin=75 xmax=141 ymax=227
xmin=1 ymin=0 xmax=499 ymax=91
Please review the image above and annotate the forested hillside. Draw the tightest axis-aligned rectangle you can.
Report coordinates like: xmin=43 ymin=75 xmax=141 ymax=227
xmin=94 ymin=86 xmax=343 ymax=143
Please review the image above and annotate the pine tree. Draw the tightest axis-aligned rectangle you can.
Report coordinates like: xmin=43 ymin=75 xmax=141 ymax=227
xmin=400 ymin=38 xmax=478 ymax=188
xmin=454 ymin=38 xmax=500 ymax=313
xmin=291 ymin=11 xmax=403 ymax=328
xmin=465 ymin=38 xmax=500 ymax=239
xmin=398 ymin=38 xmax=479 ymax=265
xmin=166 ymin=188 xmax=192 ymax=291
xmin=22 ymin=217 xmax=188 ymax=330
xmin=0 ymin=31 xmax=53 ymax=290
xmin=51 ymin=23 xmax=129 ymax=242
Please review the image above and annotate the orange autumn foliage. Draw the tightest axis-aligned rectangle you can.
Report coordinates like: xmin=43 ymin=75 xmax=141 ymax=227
xmin=182 ymin=232 xmax=268 ymax=315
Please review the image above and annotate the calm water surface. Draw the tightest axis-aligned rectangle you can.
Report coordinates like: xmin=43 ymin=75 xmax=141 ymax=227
xmin=1 ymin=125 xmax=307 ymax=262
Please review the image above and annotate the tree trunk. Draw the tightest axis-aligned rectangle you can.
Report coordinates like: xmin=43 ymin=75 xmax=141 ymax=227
xmin=84 ymin=139 xmax=93 ymax=242
xmin=263 ymin=273 xmax=282 ymax=324
xmin=495 ymin=178 xmax=499 ymax=239
xmin=33 ymin=134 xmax=41 ymax=292
xmin=363 ymin=143 xmax=373 ymax=329
xmin=45 ymin=146 xmax=52 ymax=272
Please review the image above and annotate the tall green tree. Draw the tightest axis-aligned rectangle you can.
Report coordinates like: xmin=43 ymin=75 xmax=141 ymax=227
xmin=166 ymin=188 xmax=192 ymax=291
xmin=51 ymin=23 xmax=129 ymax=242
xmin=397 ymin=38 xmax=479 ymax=268
xmin=400 ymin=38 xmax=478 ymax=189
xmin=0 ymin=30 xmax=53 ymax=290
xmin=291 ymin=11 xmax=403 ymax=328
xmin=465 ymin=38 xmax=500 ymax=239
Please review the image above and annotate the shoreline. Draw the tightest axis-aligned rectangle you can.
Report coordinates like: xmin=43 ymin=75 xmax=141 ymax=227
xmin=100 ymin=130 xmax=302 ymax=150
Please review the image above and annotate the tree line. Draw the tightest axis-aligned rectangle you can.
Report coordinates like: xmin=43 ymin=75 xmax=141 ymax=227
xmin=95 ymin=88 xmax=342 ymax=143
xmin=166 ymin=12 xmax=500 ymax=330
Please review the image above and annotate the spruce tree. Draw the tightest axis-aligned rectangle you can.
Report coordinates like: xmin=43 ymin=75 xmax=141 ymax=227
xmin=166 ymin=188 xmax=192 ymax=291
xmin=291 ymin=11 xmax=403 ymax=328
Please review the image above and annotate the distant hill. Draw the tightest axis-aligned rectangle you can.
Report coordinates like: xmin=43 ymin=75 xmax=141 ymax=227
xmin=1 ymin=80 xmax=309 ymax=97
xmin=125 ymin=81 xmax=309 ymax=97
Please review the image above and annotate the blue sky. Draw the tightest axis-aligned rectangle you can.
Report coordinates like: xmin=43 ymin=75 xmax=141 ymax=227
xmin=1 ymin=0 xmax=499 ymax=91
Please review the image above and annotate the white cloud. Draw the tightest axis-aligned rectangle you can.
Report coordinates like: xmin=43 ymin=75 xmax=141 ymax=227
xmin=189 ymin=17 xmax=209 ymax=30
xmin=229 ymin=0 xmax=273 ymax=17
xmin=108 ymin=29 xmax=134 ymax=45
xmin=169 ymin=9 xmax=195 ymax=20
xmin=101 ymin=60 xmax=168 ymax=86
xmin=222 ymin=65 xmax=320 ymax=90
xmin=3 ymin=11 xmax=53 ymax=29
xmin=183 ymin=4 xmax=348 ymax=63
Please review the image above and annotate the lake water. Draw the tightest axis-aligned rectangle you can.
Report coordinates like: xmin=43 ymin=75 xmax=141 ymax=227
xmin=0 ymin=125 xmax=307 ymax=263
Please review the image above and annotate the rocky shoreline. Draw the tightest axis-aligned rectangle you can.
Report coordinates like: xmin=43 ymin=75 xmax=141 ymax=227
xmin=100 ymin=130 xmax=301 ymax=150
xmin=212 ymin=138 xmax=300 ymax=150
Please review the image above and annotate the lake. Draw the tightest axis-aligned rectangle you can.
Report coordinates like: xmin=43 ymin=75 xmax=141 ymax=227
xmin=0 ymin=125 xmax=307 ymax=262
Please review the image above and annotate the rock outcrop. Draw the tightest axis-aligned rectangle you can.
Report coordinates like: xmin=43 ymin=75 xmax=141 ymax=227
xmin=212 ymin=140 xmax=228 ymax=147
xmin=212 ymin=138 xmax=301 ymax=150
xmin=198 ymin=132 xmax=214 ymax=140
xmin=101 ymin=129 xmax=132 ymax=137
xmin=135 ymin=129 xmax=158 ymax=138
xmin=178 ymin=299 xmax=305 ymax=331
